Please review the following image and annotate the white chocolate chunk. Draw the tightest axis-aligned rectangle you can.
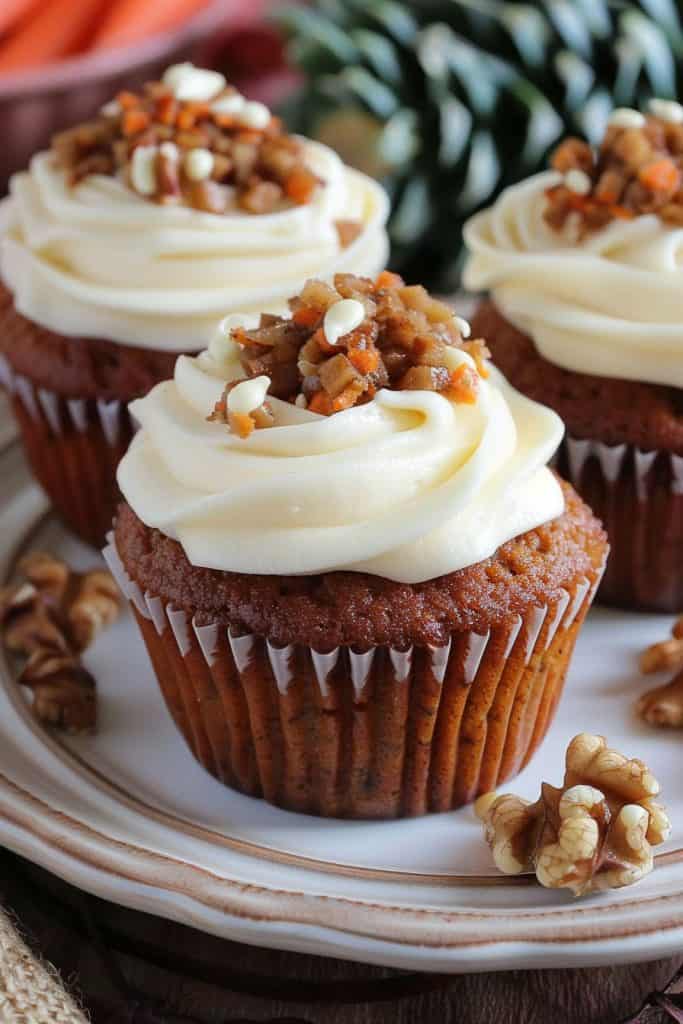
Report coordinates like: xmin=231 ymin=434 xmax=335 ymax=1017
xmin=100 ymin=100 xmax=121 ymax=117
xmin=323 ymin=299 xmax=365 ymax=346
xmin=159 ymin=141 xmax=179 ymax=161
xmin=184 ymin=147 xmax=214 ymax=182
xmin=608 ymin=107 xmax=645 ymax=128
xmin=564 ymin=169 xmax=592 ymax=195
xmin=130 ymin=146 xmax=158 ymax=196
xmin=162 ymin=63 xmax=226 ymax=102
xmin=295 ymin=394 xmax=308 ymax=409
xmin=239 ymin=100 xmax=271 ymax=129
xmin=649 ymin=98 xmax=683 ymax=124
xmin=227 ymin=375 xmax=270 ymax=415
xmin=211 ymin=93 xmax=246 ymax=116
xmin=454 ymin=314 xmax=471 ymax=338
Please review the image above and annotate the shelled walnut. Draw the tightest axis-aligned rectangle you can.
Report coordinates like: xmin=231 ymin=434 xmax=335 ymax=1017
xmin=476 ymin=734 xmax=670 ymax=896
xmin=637 ymin=615 xmax=683 ymax=728
xmin=0 ymin=553 xmax=120 ymax=734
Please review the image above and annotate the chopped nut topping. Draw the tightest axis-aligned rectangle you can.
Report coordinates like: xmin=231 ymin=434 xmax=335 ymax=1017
xmin=637 ymin=615 xmax=683 ymax=728
xmin=210 ymin=272 xmax=489 ymax=424
xmin=51 ymin=65 xmax=324 ymax=217
xmin=545 ymin=106 xmax=683 ymax=233
xmin=477 ymin=733 xmax=670 ymax=896
xmin=0 ymin=552 xmax=120 ymax=733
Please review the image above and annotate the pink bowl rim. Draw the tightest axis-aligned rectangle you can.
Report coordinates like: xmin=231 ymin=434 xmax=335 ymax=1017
xmin=0 ymin=0 xmax=249 ymax=99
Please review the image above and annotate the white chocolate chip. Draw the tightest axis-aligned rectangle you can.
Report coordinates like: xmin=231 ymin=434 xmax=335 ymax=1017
xmin=648 ymin=98 xmax=683 ymax=124
xmin=295 ymin=394 xmax=308 ymax=409
xmin=323 ymin=299 xmax=365 ymax=346
xmin=159 ymin=141 xmax=179 ymax=161
xmin=130 ymin=146 xmax=158 ymax=196
xmin=239 ymin=100 xmax=271 ymax=130
xmin=184 ymin=147 xmax=214 ymax=182
xmin=453 ymin=314 xmax=471 ymax=338
xmin=608 ymin=107 xmax=646 ymax=128
xmin=100 ymin=100 xmax=121 ymax=117
xmin=227 ymin=375 xmax=270 ymax=415
xmin=564 ymin=169 xmax=592 ymax=195
xmin=162 ymin=62 xmax=226 ymax=102
xmin=211 ymin=92 xmax=246 ymax=116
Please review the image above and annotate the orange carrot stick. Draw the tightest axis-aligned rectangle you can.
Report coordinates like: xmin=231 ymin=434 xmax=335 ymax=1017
xmin=0 ymin=0 xmax=107 ymax=72
xmin=92 ymin=0 xmax=210 ymax=50
xmin=0 ymin=0 xmax=42 ymax=37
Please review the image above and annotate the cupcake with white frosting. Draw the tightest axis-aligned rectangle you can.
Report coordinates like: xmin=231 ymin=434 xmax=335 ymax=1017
xmin=464 ymin=101 xmax=683 ymax=612
xmin=107 ymin=271 xmax=607 ymax=819
xmin=0 ymin=63 xmax=389 ymax=546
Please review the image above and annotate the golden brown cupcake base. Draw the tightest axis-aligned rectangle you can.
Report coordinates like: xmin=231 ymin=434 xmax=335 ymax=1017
xmin=108 ymin=488 xmax=606 ymax=819
xmin=471 ymin=301 xmax=683 ymax=613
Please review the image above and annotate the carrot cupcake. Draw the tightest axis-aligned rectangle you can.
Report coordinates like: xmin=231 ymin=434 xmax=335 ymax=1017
xmin=0 ymin=62 xmax=389 ymax=547
xmin=464 ymin=102 xmax=683 ymax=612
xmin=107 ymin=272 xmax=607 ymax=819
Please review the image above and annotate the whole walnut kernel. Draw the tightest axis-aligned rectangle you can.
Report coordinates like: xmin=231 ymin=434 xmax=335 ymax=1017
xmin=477 ymin=733 xmax=670 ymax=896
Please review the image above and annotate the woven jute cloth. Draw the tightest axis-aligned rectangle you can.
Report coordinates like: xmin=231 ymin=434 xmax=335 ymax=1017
xmin=0 ymin=906 xmax=87 ymax=1023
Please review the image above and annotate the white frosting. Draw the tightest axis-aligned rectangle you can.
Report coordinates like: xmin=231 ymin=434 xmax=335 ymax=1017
xmin=0 ymin=141 xmax=389 ymax=353
xmin=323 ymin=298 xmax=365 ymax=345
xmin=463 ymin=171 xmax=683 ymax=389
xmin=608 ymin=108 xmax=645 ymax=128
xmin=649 ymin=98 xmax=683 ymax=124
xmin=117 ymin=345 xmax=565 ymax=582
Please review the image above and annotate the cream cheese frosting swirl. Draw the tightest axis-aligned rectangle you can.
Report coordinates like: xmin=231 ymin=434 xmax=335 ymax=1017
xmin=463 ymin=171 xmax=683 ymax=389
xmin=0 ymin=141 xmax=389 ymax=352
xmin=117 ymin=341 xmax=565 ymax=582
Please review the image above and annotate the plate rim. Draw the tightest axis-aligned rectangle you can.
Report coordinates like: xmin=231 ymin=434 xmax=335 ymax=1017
xmin=2 ymin=446 xmax=683 ymax=971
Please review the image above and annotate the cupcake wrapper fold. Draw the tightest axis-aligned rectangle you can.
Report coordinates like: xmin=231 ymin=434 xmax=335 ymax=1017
xmin=105 ymin=533 xmax=603 ymax=819
xmin=560 ymin=435 xmax=683 ymax=613
xmin=0 ymin=355 xmax=133 ymax=548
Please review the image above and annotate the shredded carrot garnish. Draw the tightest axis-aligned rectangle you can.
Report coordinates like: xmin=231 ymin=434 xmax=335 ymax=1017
xmin=292 ymin=307 xmax=320 ymax=328
xmin=231 ymin=412 xmax=255 ymax=439
xmin=638 ymin=158 xmax=680 ymax=193
xmin=116 ymin=91 xmax=139 ymax=110
xmin=348 ymin=346 xmax=379 ymax=374
xmin=375 ymin=270 xmax=404 ymax=290
xmin=308 ymin=391 xmax=333 ymax=415
xmin=155 ymin=94 xmax=177 ymax=126
xmin=285 ymin=168 xmax=318 ymax=205
xmin=122 ymin=109 xmax=150 ymax=136
xmin=448 ymin=364 xmax=479 ymax=404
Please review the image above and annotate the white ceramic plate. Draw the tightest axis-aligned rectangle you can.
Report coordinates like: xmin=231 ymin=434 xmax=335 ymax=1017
xmin=1 ymin=443 xmax=682 ymax=973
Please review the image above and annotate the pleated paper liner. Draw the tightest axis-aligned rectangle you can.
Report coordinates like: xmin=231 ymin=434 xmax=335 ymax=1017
xmin=558 ymin=436 xmax=683 ymax=613
xmin=105 ymin=533 xmax=604 ymax=820
xmin=0 ymin=354 xmax=134 ymax=549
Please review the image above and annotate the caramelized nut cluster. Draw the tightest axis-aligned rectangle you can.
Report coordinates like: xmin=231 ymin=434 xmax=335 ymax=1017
xmin=545 ymin=104 xmax=683 ymax=234
xmin=51 ymin=72 xmax=322 ymax=216
xmin=215 ymin=272 xmax=489 ymax=424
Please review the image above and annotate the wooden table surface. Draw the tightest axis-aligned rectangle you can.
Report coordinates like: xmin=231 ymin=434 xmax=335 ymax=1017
xmin=0 ymin=848 xmax=681 ymax=1024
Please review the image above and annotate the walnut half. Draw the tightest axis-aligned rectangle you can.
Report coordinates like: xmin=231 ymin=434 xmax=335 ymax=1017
xmin=0 ymin=552 xmax=120 ymax=734
xmin=637 ymin=615 xmax=683 ymax=728
xmin=476 ymin=734 xmax=671 ymax=896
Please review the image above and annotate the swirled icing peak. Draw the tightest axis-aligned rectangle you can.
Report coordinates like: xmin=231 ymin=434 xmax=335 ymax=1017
xmin=117 ymin=277 xmax=565 ymax=581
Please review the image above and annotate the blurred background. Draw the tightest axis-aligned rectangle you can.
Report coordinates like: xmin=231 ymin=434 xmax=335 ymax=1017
xmin=1 ymin=0 xmax=681 ymax=286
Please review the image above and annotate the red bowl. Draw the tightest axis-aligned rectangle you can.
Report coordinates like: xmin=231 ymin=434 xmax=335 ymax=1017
xmin=0 ymin=0 xmax=266 ymax=195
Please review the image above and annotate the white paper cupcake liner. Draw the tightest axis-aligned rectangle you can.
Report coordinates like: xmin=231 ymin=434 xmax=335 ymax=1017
xmin=0 ymin=354 xmax=133 ymax=547
xmin=560 ymin=435 xmax=683 ymax=612
xmin=104 ymin=532 xmax=603 ymax=819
